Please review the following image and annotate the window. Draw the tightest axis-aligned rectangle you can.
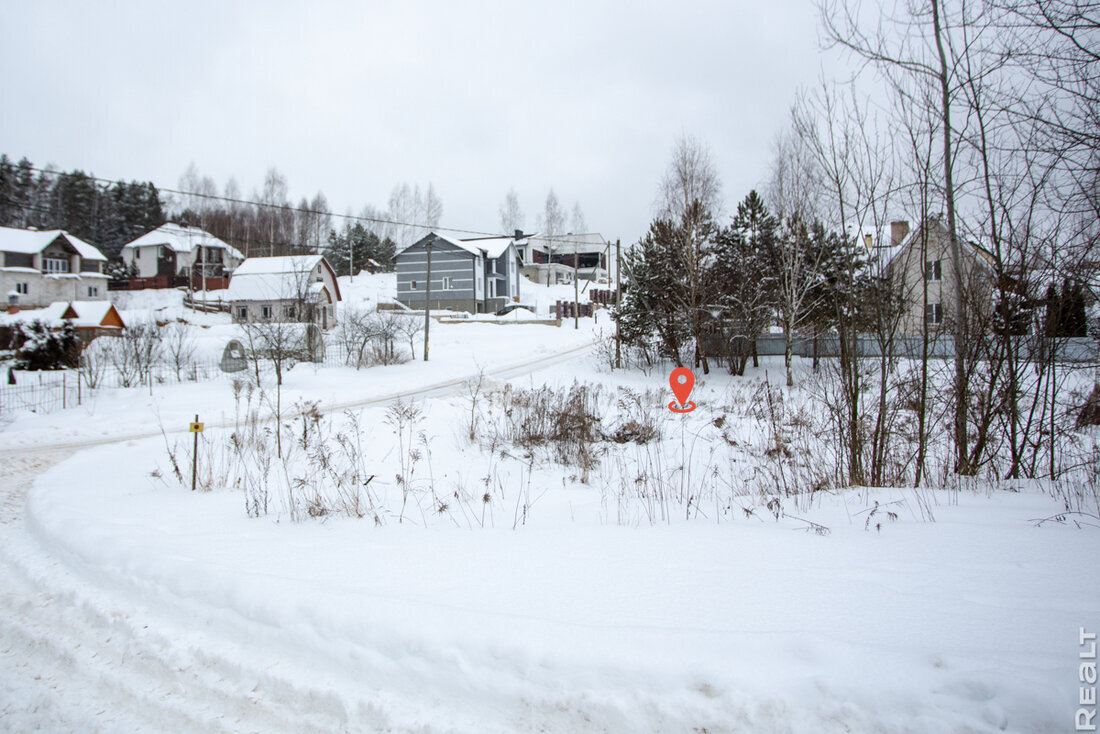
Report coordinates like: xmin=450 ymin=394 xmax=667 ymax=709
xmin=411 ymin=280 xmax=417 ymax=289
xmin=925 ymin=259 xmax=942 ymax=282
xmin=135 ymin=248 xmax=141 ymax=259
xmin=925 ymin=303 xmax=943 ymax=326
xmin=43 ymin=256 xmax=70 ymax=273
xmin=15 ymin=282 xmax=28 ymax=295
xmin=284 ymin=305 xmax=296 ymax=319
xmin=237 ymin=306 xmax=248 ymax=320
xmin=87 ymin=286 xmax=98 ymax=298
xmin=442 ymin=276 xmax=453 ymax=290
xmin=261 ymin=305 xmax=272 ymax=319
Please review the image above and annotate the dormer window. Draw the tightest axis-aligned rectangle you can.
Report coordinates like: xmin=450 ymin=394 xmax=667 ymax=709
xmin=43 ymin=256 xmax=70 ymax=273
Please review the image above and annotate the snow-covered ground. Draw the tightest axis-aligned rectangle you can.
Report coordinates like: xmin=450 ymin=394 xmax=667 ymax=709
xmin=0 ymin=273 xmax=1096 ymax=732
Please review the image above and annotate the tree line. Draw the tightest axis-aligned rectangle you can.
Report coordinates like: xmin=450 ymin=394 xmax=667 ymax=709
xmin=0 ymin=155 xmax=165 ymax=258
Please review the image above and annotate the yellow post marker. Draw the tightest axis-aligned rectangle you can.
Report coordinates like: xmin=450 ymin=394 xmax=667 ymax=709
xmin=190 ymin=414 xmax=202 ymax=491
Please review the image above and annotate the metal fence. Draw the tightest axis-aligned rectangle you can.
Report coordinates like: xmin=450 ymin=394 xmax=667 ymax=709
xmin=706 ymin=333 xmax=1099 ymax=364
xmin=0 ymin=372 xmax=82 ymax=415
xmin=0 ymin=339 xmax=359 ymax=416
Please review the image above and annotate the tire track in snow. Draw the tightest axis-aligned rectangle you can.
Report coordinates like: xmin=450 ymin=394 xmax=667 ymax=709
xmin=0 ymin=340 xmax=598 ymax=732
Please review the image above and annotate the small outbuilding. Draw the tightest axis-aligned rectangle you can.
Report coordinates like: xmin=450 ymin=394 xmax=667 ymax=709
xmin=0 ymin=299 xmax=126 ymax=344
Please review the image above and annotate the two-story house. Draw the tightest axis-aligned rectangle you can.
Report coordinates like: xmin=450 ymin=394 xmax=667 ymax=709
xmin=517 ymin=232 xmax=613 ymax=286
xmin=395 ymin=232 xmax=522 ymax=313
xmin=120 ymin=223 xmax=245 ymax=286
xmin=875 ymin=218 xmax=994 ymax=336
xmin=0 ymin=226 xmax=108 ymax=308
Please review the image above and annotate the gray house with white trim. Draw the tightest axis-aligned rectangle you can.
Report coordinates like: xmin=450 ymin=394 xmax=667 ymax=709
xmin=395 ymin=232 xmax=522 ymax=313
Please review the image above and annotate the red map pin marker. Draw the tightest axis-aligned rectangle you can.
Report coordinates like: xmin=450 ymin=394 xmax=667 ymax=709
xmin=668 ymin=367 xmax=696 ymax=413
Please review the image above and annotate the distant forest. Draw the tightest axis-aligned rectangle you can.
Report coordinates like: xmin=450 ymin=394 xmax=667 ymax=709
xmin=0 ymin=156 xmax=414 ymax=275
xmin=0 ymin=155 xmax=164 ymax=259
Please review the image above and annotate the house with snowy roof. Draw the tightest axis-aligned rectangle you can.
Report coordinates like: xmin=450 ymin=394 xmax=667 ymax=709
xmin=1 ymin=300 xmax=126 ymax=342
xmin=872 ymin=218 xmax=995 ymax=336
xmin=395 ymin=232 xmax=522 ymax=313
xmin=119 ymin=223 xmax=244 ymax=286
xmin=227 ymin=255 xmax=341 ymax=329
xmin=0 ymin=226 xmax=108 ymax=309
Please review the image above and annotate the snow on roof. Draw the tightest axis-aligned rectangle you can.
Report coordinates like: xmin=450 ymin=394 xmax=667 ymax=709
xmin=122 ymin=224 xmax=245 ymax=260
xmin=0 ymin=226 xmax=107 ymax=260
xmin=0 ymin=300 xmax=122 ymax=329
xmin=462 ymin=236 xmax=518 ymax=259
xmin=228 ymin=274 xmax=306 ymax=302
xmin=233 ymin=255 xmax=323 ymax=276
xmin=64 ymin=300 xmax=122 ymax=327
xmin=228 ymin=256 xmax=339 ymax=302
xmin=399 ymin=232 xmax=525 ymax=259
xmin=430 ymin=233 xmax=483 ymax=257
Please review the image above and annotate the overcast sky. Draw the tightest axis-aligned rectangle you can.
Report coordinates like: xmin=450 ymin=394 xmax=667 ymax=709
xmin=1 ymin=1 xmax=838 ymax=245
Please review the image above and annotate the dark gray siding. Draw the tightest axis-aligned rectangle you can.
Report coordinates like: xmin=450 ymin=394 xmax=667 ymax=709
xmin=487 ymin=247 xmax=522 ymax=299
xmin=3 ymin=252 xmax=33 ymax=268
xmin=396 ymin=238 xmax=478 ymax=309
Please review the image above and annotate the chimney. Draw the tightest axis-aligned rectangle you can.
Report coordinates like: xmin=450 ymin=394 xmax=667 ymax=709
xmin=7 ymin=292 xmax=19 ymax=315
xmin=891 ymin=220 xmax=910 ymax=247
xmin=514 ymin=229 xmax=524 ymax=240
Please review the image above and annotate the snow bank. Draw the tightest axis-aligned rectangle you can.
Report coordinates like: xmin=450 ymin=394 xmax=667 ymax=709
xmin=23 ymin=421 xmax=1097 ymax=731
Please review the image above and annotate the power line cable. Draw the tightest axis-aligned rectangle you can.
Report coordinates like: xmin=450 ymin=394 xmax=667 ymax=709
xmin=6 ymin=163 xmax=611 ymax=249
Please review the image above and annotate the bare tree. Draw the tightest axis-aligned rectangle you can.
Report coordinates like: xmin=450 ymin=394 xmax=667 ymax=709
xmin=819 ymin=0 xmax=980 ymax=474
xmin=499 ymin=188 xmax=524 ymax=234
xmin=393 ymin=313 xmax=424 ymax=360
xmin=657 ymin=134 xmax=722 ymax=222
xmin=335 ymin=306 xmax=376 ymax=369
xmin=423 ymin=183 xmax=443 ymax=229
xmin=162 ymin=321 xmax=197 ymax=382
xmin=542 ymin=189 xmax=565 ymax=285
xmin=570 ymin=202 xmax=587 ymax=235
xmin=767 ymin=121 xmax=835 ymax=386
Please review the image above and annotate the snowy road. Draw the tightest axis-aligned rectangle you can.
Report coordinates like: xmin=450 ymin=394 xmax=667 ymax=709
xmin=0 ymin=340 xmax=598 ymax=733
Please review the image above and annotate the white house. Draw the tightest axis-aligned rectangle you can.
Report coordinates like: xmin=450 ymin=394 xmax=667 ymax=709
xmin=518 ymin=232 xmax=613 ymax=285
xmin=120 ymin=223 xmax=244 ymax=284
xmin=228 ymin=255 xmax=341 ymax=329
xmin=0 ymin=226 xmax=108 ymax=308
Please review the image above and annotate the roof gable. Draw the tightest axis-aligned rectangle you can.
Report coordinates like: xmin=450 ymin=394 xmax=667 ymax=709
xmin=233 ymin=255 xmax=323 ymax=276
xmin=0 ymin=226 xmax=107 ymax=260
xmin=228 ymin=256 xmax=340 ymax=302
xmin=122 ymin=223 xmax=244 ymax=260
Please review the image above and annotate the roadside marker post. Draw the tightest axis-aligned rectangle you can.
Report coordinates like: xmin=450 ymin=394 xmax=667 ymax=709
xmin=190 ymin=415 xmax=204 ymax=491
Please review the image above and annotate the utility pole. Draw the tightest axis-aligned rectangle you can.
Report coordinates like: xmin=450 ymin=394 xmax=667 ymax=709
xmin=573 ymin=238 xmax=579 ymax=330
xmin=423 ymin=237 xmax=432 ymax=361
xmin=199 ymin=230 xmax=207 ymax=296
xmin=615 ymin=238 xmax=622 ymax=369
